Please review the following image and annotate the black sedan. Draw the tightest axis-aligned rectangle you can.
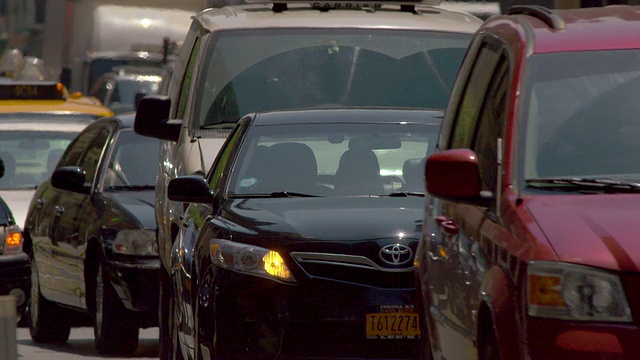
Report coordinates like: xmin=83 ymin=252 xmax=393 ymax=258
xmin=0 ymin=157 xmax=29 ymax=323
xmin=24 ymin=113 xmax=160 ymax=355
xmin=167 ymin=108 xmax=440 ymax=360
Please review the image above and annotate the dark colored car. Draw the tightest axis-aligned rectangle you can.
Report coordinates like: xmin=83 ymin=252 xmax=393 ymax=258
xmin=167 ymin=108 xmax=441 ymax=360
xmin=0 ymin=157 xmax=29 ymax=323
xmin=416 ymin=5 xmax=640 ymax=360
xmin=24 ymin=113 xmax=161 ymax=355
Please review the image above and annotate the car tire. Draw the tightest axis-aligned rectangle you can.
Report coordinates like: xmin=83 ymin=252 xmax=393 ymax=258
xmin=28 ymin=254 xmax=71 ymax=343
xmin=93 ymin=261 xmax=139 ymax=355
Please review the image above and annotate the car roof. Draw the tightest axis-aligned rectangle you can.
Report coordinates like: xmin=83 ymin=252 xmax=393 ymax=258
xmin=89 ymin=112 xmax=137 ymax=130
xmin=252 ymin=107 xmax=443 ymax=126
xmin=0 ymin=117 xmax=91 ymax=132
xmin=195 ymin=2 xmax=482 ymax=34
xmin=489 ymin=5 xmax=640 ymax=54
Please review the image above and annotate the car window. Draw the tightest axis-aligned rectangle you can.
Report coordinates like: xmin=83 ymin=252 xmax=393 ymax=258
xmin=197 ymin=29 xmax=471 ymax=128
xmin=176 ymin=37 xmax=201 ymax=120
xmin=0 ymin=130 xmax=79 ymax=189
xmin=59 ymin=127 xmax=102 ymax=168
xmin=449 ymin=42 xmax=502 ymax=150
xmin=525 ymin=49 xmax=640 ymax=180
xmin=208 ymin=123 xmax=244 ymax=190
xmin=103 ymin=129 xmax=160 ymax=189
xmin=229 ymin=122 xmax=438 ymax=196
xmin=79 ymin=127 xmax=110 ymax=186
xmin=472 ymin=50 xmax=508 ymax=197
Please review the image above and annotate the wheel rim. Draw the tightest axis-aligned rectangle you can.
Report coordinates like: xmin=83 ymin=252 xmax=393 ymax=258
xmin=30 ymin=258 xmax=39 ymax=326
xmin=95 ymin=264 xmax=104 ymax=339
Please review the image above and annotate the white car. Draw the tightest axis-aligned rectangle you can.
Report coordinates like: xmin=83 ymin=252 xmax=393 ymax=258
xmin=133 ymin=0 xmax=482 ymax=358
xmin=0 ymin=116 xmax=90 ymax=229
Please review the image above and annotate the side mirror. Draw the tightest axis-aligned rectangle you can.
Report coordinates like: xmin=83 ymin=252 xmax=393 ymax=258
xmin=0 ymin=157 xmax=4 ymax=179
xmin=134 ymin=95 xmax=180 ymax=142
xmin=425 ymin=148 xmax=493 ymax=207
xmin=168 ymin=175 xmax=214 ymax=203
xmin=51 ymin=166 xmax=88 ymax=194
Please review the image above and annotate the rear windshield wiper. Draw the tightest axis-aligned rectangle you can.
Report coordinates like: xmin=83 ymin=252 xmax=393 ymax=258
xmin=388 ymin=191 xmax=425 ymax=197
xmin=526 ymin=178 xmax=640 ymax=193
xmin=107 ymin=185 xmax=155 ymax=191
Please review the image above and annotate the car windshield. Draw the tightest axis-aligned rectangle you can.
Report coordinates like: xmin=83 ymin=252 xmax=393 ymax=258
xmin=103 ymin=129 xmax=160 ymax=190
xmin=522 ymin=49 xmax=640 ymax=183
xmin=197 ymin=28 xmax=470 ymax=128
xmin=0 ymin=130 xmax=79 ymax=189
xmin=108 ymin=76 xmax=161 ymax=113
xmin=228 ymin=122 xmax=438 ymax=197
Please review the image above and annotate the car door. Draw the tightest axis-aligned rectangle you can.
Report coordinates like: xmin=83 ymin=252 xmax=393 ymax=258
xmin=426 ymin=39 xmax=507 ymax=358
xmin=48 ymin=125 xmax=111 ymax=307
xmin=174 ymin=120 xmax=246 ymax=360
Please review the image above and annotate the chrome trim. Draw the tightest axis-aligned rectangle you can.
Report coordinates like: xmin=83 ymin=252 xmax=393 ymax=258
xmin=290 ymin=252 xmax=413 ymax=272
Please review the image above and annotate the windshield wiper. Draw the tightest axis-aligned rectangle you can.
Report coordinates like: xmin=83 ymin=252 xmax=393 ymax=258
xmin=201 ymin=122 xmax=237 ymax=130
xmin=230 ymin=191 xmax=320 ymax=198
xmin=107 ymin=185 xmax=155 ymax=191
xmin=388 ymin=191 xmax=425 ymax=197
xmin=526 ymin=178 xmax=640 ymax=193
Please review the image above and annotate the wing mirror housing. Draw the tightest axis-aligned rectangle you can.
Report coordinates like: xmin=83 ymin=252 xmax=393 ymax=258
xmin=168 ymin=175 xmax=214 ymax=203
xmin=51 ymin=166 xmax=88 ymax=194
xmin=134 ymin=95 xmax=180 ymax=142
xmin=426 ymin=148 xmax=493 ymax=207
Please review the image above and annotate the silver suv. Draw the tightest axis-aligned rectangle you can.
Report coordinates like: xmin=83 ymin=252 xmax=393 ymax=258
xmin=134 ymin=0 xmax=481 ymax=357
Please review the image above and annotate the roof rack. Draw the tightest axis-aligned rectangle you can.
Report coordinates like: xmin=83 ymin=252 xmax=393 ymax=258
xmin=268 ymin=0 xmax=440 ymax=13
xmin=509 ymin=5 xmax=566 ymax=30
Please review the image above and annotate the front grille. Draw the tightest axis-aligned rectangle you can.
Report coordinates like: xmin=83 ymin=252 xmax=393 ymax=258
xmin=291 ymin=252 xmax=414 ymax=289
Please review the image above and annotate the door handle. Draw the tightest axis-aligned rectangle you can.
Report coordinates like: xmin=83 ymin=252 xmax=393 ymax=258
xmin=54 ymin=206 xmax=65 ymax=216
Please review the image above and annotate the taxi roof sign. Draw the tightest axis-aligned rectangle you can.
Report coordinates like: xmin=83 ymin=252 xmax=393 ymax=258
xmin=0 ymin=82 xmax=66 ymax=101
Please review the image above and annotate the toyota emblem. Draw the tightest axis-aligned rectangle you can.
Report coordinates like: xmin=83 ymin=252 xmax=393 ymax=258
xmin=379 ymin=244 xmax=413 ymax=265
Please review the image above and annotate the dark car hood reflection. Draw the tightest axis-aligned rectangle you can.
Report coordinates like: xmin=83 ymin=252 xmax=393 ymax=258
xmin=225 ymin=197 xmax=423 ymax=241
xmin=103 ymin=190 xmax=156 ymax=229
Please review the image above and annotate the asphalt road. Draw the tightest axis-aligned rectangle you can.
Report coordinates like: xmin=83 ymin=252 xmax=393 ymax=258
xmin=16 ymin=327 xmax=159 ymax=360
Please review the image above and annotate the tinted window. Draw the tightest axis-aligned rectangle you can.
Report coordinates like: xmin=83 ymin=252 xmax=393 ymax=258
xmin=197 ymin=29 xmax=471 ymax=128
xmin=103 ymin=130 xmax=160 ymax=189
xmin=449 ymin=42 xmax=501 ymax=149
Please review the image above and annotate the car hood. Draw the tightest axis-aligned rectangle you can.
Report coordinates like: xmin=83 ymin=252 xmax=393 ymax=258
xmin=103 ymin=190 xmax=156 ymax=229
xmin=527 ymin=194 xmax=640 ymax=272
xmin=224 ymin=197 xmax=423 ymax=242
xmin=0 ymin=189 xmax=35 ymax=230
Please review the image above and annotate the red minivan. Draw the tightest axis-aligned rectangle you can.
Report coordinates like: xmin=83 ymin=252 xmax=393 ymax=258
xmin=416 ymin=5 xmax=640 ymax=360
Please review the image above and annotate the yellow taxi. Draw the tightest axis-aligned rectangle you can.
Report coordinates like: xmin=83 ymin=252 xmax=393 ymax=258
xmin=0 ymin=81 xmax=113 ymax=120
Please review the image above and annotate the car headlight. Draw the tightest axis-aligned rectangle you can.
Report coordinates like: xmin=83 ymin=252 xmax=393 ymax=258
xmin=113 ymin=229 xmax=158 ymax=256
xmin=210 ymin=239 xmax=295 ymax=283
xmin=528 ymin=261 xmax=632 ymax=322
xmin=3 ymin=225 xmax=22 ymax=255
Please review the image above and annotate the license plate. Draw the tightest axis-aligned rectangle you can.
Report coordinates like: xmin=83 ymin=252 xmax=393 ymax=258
xmin=365 ymin=312 xmax=420 ymax=339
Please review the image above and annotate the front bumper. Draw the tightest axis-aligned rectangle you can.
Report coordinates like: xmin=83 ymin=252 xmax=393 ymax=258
xmin=104 ymin=257 xmax=159 ymax=316
xmin=0 ymin=252 xmax=30 ymax=317
xmin=524 ymin=316 xmax=640 ymax=359
xmin=207 ymin=269 xmax=421 ymax=359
